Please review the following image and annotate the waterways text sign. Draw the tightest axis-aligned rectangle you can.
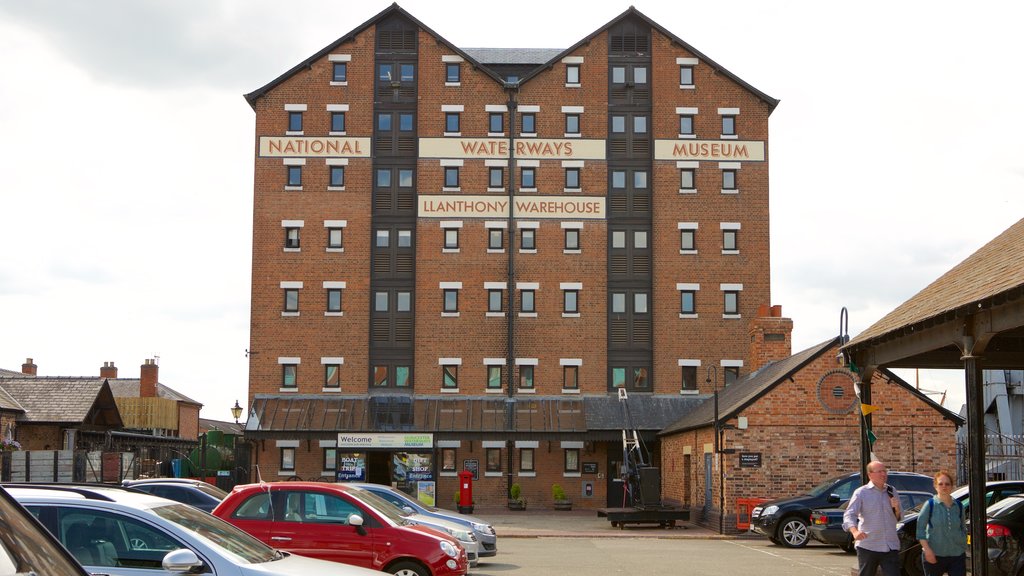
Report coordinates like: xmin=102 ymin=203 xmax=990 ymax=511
xmin=419 ymin=195 xmax=605 ymax=219
xmin=259 ymin=136 xmax=371 ymax=157
xmin=336 ymin=433 xmax=434 ymax=449
xmin=420 ymin=137 xmax=606 ymax=160
xmin=654 ymin=139 xmax=765 ymax=162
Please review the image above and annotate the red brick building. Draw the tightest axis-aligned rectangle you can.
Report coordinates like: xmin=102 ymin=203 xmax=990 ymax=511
xmin=243 ymin=4 xmax=778 ymax=510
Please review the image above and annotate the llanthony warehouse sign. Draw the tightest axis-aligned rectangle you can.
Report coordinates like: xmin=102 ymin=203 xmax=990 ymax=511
xmin=419 ymin=195 xmax=605 ymax=219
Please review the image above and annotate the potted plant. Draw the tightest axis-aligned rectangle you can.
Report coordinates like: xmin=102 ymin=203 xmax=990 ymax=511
xmin=552 ymin=483 xmax=572 ymax=511
xmin=508 ymin=482 xmax=527 ymax=510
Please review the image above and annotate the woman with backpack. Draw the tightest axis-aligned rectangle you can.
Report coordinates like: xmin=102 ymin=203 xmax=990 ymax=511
xmin=917 ymin=470 xmax=967 ymax=576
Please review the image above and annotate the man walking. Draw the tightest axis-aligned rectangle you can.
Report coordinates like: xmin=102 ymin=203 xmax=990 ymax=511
xmin=843 ymin=460 xmax=903 ymax=576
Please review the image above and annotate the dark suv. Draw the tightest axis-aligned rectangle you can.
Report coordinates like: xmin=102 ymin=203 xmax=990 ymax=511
xmin=750 ymin=471 xmax=934 ymax=547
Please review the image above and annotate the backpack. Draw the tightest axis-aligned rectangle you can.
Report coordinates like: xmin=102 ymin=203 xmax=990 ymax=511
xmin=924 ymin=496 xmax=964 ymax=532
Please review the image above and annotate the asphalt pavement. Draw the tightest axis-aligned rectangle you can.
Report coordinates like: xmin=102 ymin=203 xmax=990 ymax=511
xmin=472 ymin=507 xmax=734 ymax=539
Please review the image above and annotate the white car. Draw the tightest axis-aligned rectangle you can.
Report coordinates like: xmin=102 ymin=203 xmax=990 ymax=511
xmin=4 ymin=483 xmax=387 ymax=576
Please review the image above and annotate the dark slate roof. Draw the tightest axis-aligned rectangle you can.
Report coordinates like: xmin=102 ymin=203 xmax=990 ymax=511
xmin=199 ymin=418 xmax=243 ymax=435
xmin=584 ymin=394 xmax=705 ymax=431
xmin=660 ymin=339 xmax=840 ymax=435
xmin=0 ymin=386 xmax=24 ymax=412
xmin=106 ymin=379 xmax=203 ymax=406
xmin=846 ymin=217 xmax=1024 ymax=349
xmin=0 ymin=377 xmax=120 ymax=424
xmin=0 ymin=368 xmax=24 ymax=376
xmin=461 ymin=48 xmax=563 ymax=65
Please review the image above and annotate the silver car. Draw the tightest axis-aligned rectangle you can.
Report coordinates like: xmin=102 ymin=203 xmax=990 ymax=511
xmin=4 ymin=483 xmax=386 ymax=576
xmin=349 ymin=483 xmax=497 ymax=558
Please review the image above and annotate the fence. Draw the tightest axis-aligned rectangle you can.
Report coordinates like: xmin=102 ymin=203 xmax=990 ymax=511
xmin=957 ymin=434 xmax=1024 ymax=482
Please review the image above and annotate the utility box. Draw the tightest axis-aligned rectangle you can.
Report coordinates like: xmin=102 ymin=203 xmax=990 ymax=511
xmin=637 ymin=466 xmax=661 ymax=508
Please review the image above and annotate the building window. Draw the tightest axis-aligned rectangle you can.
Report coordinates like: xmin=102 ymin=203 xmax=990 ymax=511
xmin=724 ymin=290 xmax=740 ymax=315
xmin=281 ymin=447 xmax=296 ymax=471
xmin=284 ymin=227 xmax=300 ymax=249
xmin=398 ymin=229 xmax=412 ymax=248
xmin=633 ymin=367 xmax=650 ymax=389
xmin=488 ymin=289 xmax=503 ymax=313
xmin=611 ymin=115 xmax=625 ymax=133
xmin=565 ymin=114 xmax=580 ymax=135
xmin=446 ymin=63 xmax=460 ymax=83
xmin=377 ymin=113 xmax=392 ymax=131
xmin=327 ymin=289 xmax=343 ymax=313
xmin=723 ymin=229 xmax=738 ymax=251
xmin=328 ymin=228 xmax=344 ymax=249
xmin=520 ymin=228 xmax=536 ymax=250
xmin=323 ymin=447 xmax=337 ymax=471
xmin=722 ymin=169 xmax=737 ymax=191
xmin=611 ymin=170 xmax=626 ymax=189
xmin=566 ymin=64 xmax=580 ymax=85
xmin=331 ymin=111 xmax=346 ymax=133
xmin=520 ymin=289 xmax=535 ymax=313
xmin=445 ymin=112 xmax=460 ymax=133
xmin=611 ymin=292 xmax=626 ymax=313
xmin=489 ymin=167 xmax=503 ymax=188
xmin=287 ymin=165 xmax=302 ymax=187
xmin=521 ymin=112 xmax=536 ymax=134
xmin=488 ymin=228 xmax=504 ymax=250
xmin=519 ymin=448 xmax=535 ymax=472
xmin=722 ymin=115 xmax=736 ymax=136
xmin=564 ymin=229 xmax=580 ymax=251
xmin=487 ymin=365 xmax=502 ymax=390
xmin=332 ymin=62 xmax=347 ymax=83
xmin=611 ymin=367 xmax=626 ymax=388
xmin=330 ymin=166 xmax=345 ymax=188
xmin=375 ymin=229 xmax=390 ymax=248
xmin=325 ymin=363 xmax=341 ymax=388
xmin=284 ymin=289 xmax=299 ymax=312
xmin=680 ymin=290 xmax=696 ymax=314
xmin=288 ymin=111 xmax=303 ymax=133
xmin=565 ymin=168 xmax=580 ymax=190
xmin=444 ymin=228 xmax=459 ymax=250
xmin=680 ymin=229 xmax=696 ymax=251
xmin=681 ymin=365 xmax=697 ymax=391
xmin=397 ymin=291 xmax=411 ymax=312
xmin=443 ymin=289 xmax=459 ymax=313
xmin=444 ymin=166 xmax=460 ymax=188
xmin=489 ymin=112 xmax=503 ymax=133
xmin=442 ymin=365 xmax=458 ymax=389
xmin=521 ymin=167 xmax=536 ymax=189
xmin=633 ymin=115 xmax=648 ymax=134
xmin=282 ymin=364 xmax=297 ymax=388
xmin=563 ymin=365 xmax=578 ymax=390
xmin=519 ymin=365 xmax=535 ymax=389
xmin=399 ymin=113 xmax=414 ymax=132
xmin=564 ymin=448 xmax=580 ymax=473
xmin=725 ymin=366 xmax=740 ymax=385
xmin=486 ymin=448 xmax=501 ymax=472
xmin=441 ymin=448 xmax=457 ymax=472
xmin=680 ymin=168 xmax=696 ymax=191
xmin=634 ymin=292 xmax=648 ymax=314
xmin=373 ymin=365 xmax=412 ymax=388
xmin=563 ymin=290 xmax=579 ymax=314
xmin=680 ymin=66 xmax=693 ymax=86
xmin=374 ymin=291 xmax=388 ymax=312
xmin=679 ymin=115 xmax=694 ymax=136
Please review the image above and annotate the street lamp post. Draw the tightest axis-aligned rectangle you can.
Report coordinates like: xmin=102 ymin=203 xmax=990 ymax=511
xmin=707 ymin=366 xmax=723 ymax=535
xmin=231 ymin=400 xmax=243 ymax=425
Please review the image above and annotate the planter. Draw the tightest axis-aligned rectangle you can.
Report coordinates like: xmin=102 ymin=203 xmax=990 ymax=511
xmin=508 ymin=499 xmax=527 ymax=511
xmin=553 ymin=500 xmax=573 ymax=511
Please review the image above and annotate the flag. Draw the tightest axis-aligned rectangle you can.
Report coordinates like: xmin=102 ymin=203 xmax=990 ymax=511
xmin=868 ymin=430 xmax=877 ymax=444
xmin=860 ymin=403 xmax=879 ymax=416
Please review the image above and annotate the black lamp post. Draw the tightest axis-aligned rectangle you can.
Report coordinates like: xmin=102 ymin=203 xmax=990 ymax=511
xmin=231 ymin=400 xmax=243 ymax=425
xmin=707 ymin=365 xmax=723 ymax=535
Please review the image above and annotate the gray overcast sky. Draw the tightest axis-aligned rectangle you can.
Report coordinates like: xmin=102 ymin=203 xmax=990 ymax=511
xmin=1 ymin=1 xmax=1021 ymax=421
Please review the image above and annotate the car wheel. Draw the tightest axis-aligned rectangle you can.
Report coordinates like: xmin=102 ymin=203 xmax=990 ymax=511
xmin=777 ymin=517 xmax=809 ymax=548
xmin=769 ymin=536 xmax=782 ymax=545
xmin=389 ymin=561 xmax=430 ymax=576
xmin=840 ymin=541 xmax=855 ymax=554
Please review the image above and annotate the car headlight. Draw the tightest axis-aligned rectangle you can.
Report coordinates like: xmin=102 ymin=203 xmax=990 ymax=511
xmin=762 ymin=505 xmax=779 ymax=517
xmin=471 ymin=522 xmax=495 ymax=535
xmin=450 ymin=529 xmax=474 ymax=542
xmin=440 ymin=541 xmax=458 ymax=558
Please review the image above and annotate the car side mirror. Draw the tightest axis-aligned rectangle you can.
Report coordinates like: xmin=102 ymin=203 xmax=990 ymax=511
xmin=163 ymin=549 xmax=204 ymax=573
xmin=348 ymin=513 xmax=367 ymax=536
xmin=827 ymin=494 xmax=841 ymax=504
xmin=403 ymin=506 xmax=415 ymax=514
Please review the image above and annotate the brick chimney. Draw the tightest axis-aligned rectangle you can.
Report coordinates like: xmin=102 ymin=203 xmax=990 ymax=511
xmin=21 ymin=358 xmax=37 ymax=376
xmin=140 ymin=359 xmax=159 ymax=397
xmin=100 ymin=361 xmax=118 ymax=379
xmin=748 ymin=304 xmax=794 ymax=371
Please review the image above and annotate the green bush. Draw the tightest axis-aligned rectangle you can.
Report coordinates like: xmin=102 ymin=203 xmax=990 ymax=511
xmin=552 ymin=483 xmax=567 ymax=501
xmin=510 ymin=482 xmax=522 ymax=501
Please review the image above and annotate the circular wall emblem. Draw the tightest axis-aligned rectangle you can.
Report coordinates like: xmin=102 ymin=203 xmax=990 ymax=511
xmin=817 ymin=369 xmax=858 ymax=414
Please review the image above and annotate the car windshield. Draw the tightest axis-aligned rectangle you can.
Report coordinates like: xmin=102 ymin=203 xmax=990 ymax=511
xmin=346 ymin=488 xmax=410 ymax=525
xmin=988 ymin=496 xmax=1024 ymax=519
xmin=152 ymin=502 xmax=281 ymax=563
xmin=806 ymin=476 xmax=846 ymax=497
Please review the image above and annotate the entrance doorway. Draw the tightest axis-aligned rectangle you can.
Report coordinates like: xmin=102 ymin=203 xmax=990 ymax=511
xmin=368 ymin=451 xmax=391 ymax=484
xmin=606 ymin=449 xmax=625 ymax=507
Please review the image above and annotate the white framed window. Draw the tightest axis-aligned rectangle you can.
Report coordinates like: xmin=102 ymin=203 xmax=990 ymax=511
xmin=719 ymin=107 xmax=739 ymax=139
xmin=678 ymin=359 xmax=701 ymax=394
xmin=720 ymin=162 xmax=741 ymax=194
xmin=329 ymin=54 xmax=351 ymax=86
xmin=678 ymin=222 xmax=698 ymax=254
xmin=721 ymin=283 xmax=743 ymax=318
xmin=677 ymin=283 xmax=699 ymax=318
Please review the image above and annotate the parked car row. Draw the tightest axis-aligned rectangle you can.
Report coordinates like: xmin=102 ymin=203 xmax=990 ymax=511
xmin=0 ymin=479 xmax=500 ymax=576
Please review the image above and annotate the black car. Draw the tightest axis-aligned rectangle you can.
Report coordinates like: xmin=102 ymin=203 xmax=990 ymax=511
xmin=983 ymin=494 xmax=1024 ymax=576
xmin=121 ymin=478 xmax=228 ymax=512
xmin=809 ymin=491 xmax=934 ymax=552
xmin=896 ymin=480 xmax=1024 ymax=576
xmin=751 ymin=471 xmax=934 ymax=548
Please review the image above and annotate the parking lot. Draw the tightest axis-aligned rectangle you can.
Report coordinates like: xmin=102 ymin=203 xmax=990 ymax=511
xmin=472 ymin=537 xmax=856 ymax=576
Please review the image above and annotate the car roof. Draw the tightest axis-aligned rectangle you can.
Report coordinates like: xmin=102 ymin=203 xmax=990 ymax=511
xmin=3 ymin=483 xmax=184 ymax=510
xmin=124 ymin=478 xmax=214 ymax=487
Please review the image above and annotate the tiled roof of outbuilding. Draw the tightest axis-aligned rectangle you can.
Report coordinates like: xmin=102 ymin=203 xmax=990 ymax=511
xmin=0 ymin=377 xmax=111 ymax=423
xmin=106 ymin=379 xmax=202 ymax=406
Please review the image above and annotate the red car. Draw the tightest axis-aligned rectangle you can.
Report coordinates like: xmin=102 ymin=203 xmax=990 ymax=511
xmin=213 ymin=482 xmax=468 ymax=576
